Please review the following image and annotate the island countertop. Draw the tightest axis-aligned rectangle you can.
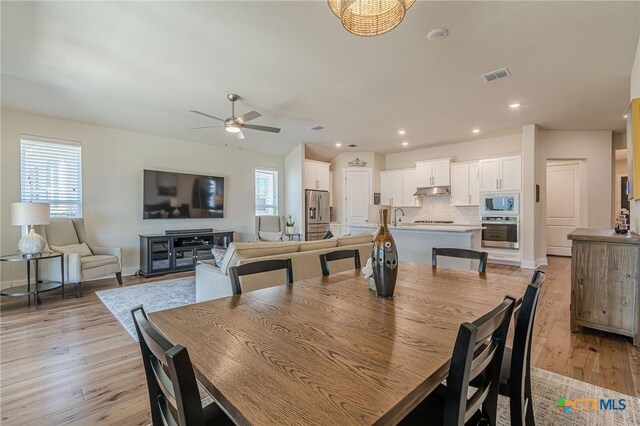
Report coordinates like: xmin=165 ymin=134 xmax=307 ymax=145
xmin=567 ymin=228 xmax=640 ymax=245
xmin=350 ymin=223 xmax=484 ymax=233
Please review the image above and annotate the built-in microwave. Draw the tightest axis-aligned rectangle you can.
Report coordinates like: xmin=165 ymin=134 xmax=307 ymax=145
xmin=479 ymin=193 xmax=519 ymax=216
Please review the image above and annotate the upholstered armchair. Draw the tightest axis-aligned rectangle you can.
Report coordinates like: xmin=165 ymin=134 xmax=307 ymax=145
xmin=255 ymin=215 xmax=285 ymax=241
xmin=38 ymin=218 xmax=122 ymax=296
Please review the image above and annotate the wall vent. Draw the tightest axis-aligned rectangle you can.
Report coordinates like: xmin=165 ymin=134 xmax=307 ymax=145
xmin=480 ymin=67 xmax=510 ymax=82
xmin=309 ymin=125 xmax=324 ymax=131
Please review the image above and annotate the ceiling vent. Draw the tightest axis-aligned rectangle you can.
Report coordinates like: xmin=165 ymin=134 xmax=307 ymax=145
xmin=480 ymin=67 xmax=510 ymax=82
xmin=309 ymin=125 xmax=324 ymax=131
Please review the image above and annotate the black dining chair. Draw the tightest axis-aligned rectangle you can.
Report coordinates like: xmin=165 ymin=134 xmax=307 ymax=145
xmin=400 ymin=296 xmax=516 ymax=426
xmin=432 ymin=248 xmax=489 ymax=273
xmin=229 ymin=258 xmax=294 ymax=295
xmin=319 ymin=249 xmax=361 ymax=276
xmin=499 ymin=269 xmax=546 ymax=426
xmin=131 ymin=306 xmax=233 ymax=426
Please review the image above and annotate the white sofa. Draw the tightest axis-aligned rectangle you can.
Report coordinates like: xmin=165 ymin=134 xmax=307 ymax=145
xmin=196 ymin=233 xmax=374 ymax=302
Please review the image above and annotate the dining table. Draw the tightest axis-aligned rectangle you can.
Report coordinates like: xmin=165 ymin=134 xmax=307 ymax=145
xmin=149 ymin=262 xmax=531 ymax=425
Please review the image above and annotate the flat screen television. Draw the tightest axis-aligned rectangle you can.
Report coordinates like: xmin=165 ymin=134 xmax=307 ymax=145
xmin=143 ymin=169 xmax=224 ymax=219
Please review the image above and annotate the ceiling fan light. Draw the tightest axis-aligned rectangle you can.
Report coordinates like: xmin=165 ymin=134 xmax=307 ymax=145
xmin=225 ymin=123 xmax=241 ymax=133
xmin=328 ymin=0 xmax=415 ymax=37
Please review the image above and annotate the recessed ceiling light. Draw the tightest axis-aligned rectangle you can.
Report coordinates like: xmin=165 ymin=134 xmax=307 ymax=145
xmin=472 ymin=129 xmax=481 ymax=134
xmin=397 ymin=130 xmax=406 ymax=135
xmin=402 ymin=141 xmax=409 ymax=146
xmin=509 ymin=103 xmax=521 ymax=109
xmin=335 ymin=143 xmax=342 ymax=147
xmin=624 ymin=114 xmax=628 ymax=119
xmin=427 ymin=28 xmax=449 ymax=41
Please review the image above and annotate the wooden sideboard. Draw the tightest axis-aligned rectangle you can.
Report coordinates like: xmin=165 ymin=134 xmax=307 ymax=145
xmin=568 ymin=228 xmax=640 ymax=346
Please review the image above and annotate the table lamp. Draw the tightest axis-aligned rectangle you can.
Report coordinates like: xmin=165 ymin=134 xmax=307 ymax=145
xmin=11 ymin=202 xmax=50 ymax=255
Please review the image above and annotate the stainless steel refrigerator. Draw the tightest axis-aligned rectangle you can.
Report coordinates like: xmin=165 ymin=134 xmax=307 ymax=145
xmin=305 ymin=189 xmax=330 ymax=241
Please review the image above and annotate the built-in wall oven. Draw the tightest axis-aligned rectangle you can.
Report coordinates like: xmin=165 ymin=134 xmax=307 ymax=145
xmin=481 ymin=216 xmax=519 ymax=249
xmin=480 ymin=193 xmax=519 ymax=216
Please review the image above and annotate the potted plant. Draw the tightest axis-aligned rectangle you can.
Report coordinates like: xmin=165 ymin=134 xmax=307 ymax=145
xmin=285 ymin=215 xmax=295 ymax=235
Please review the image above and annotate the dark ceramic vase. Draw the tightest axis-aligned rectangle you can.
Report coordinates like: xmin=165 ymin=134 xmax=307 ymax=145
xmin=371 ymin=209 xmax=398 ymax=298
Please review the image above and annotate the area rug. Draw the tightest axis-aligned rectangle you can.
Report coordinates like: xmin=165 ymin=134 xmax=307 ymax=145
xmin=97 ymin=278 xmax=639 ymax=424
xmin=96 ymin=277 xmax=196 ymax=341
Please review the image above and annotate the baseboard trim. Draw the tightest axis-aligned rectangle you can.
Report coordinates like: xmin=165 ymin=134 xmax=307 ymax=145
xmin=521 ymin=257 xmax=548 ymax=270
xmin=1 ymin=266 xmax=140 ymax=290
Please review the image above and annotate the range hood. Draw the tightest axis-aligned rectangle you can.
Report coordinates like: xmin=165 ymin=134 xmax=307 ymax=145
xmin=413 ymin=186 xmax=451 ymax=196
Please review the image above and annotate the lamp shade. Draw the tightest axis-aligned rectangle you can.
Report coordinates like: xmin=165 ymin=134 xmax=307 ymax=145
xmin=368 ymin=204 xmax=391 ymax=225
xmin=11 ymin=202 xmax=50 ymax=226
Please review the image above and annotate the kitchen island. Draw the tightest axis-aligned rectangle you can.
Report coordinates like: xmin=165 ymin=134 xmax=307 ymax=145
xmin=568 ymin=228 xmax=640 ymax=346
xmin=350 ymin=223 xmax=483 ymax=271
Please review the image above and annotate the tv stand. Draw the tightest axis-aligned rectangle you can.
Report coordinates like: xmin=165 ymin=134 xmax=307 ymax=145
xmin=139 ymin=230 xmax=234 ymax=278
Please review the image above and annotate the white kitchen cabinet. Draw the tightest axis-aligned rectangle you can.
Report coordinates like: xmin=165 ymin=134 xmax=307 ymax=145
xmin=415 ymin=158 xmax=451 ymax=187
xmin=304 ymin=160 xmax=330 ymax=191
xmin=380 ymin=169 xmax=416 ymax=207
xmin=478 ymin=155 xmax=521 ymax=192
xmin=450 ymin=161 xmax=479 ymax=206
xmin=402 ymin=169 xmax=418 ymax=206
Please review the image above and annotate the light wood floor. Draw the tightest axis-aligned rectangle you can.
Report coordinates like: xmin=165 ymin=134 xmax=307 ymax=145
xmin=1 ymin=256 xmax=638 ymax=425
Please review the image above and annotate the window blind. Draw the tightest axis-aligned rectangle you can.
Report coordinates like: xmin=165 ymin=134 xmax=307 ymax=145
xmin=255 ymin=167 xmax=278 ymax=215
xmin=20 ymin=137 xmax=83 ymax=218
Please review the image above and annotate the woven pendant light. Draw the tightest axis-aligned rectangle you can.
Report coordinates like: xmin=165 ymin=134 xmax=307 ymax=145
xmin=328 ymin=0 xmax=415 ymax=37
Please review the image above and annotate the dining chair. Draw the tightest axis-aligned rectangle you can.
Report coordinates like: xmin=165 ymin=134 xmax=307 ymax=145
xmin=400 ymin=296 xmax=516 ymax=426
xmin=319 ymin=249 xmax=361 ymax=276
xmin=499 ymin=269 xmax=546 ymax=426
xmin=229 ymin=258 xmax=294 ymax=295
xmin=432 ymin=247 xmax=489 ymax=273
xmin=131 ymin=306 xmax=233 ymax=426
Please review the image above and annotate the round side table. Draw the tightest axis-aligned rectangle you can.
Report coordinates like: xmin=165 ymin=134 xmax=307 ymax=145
xmin=0 ymin=252 xmax=65 ymax=308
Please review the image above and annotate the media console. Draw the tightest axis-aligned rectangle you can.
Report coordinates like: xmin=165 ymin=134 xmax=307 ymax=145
xmin=139 ymin=230 xmax=234 ymax=278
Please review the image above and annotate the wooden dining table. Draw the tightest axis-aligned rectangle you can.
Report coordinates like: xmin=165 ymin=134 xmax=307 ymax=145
xmin=149 ymin=262 xmax=530 ymax=426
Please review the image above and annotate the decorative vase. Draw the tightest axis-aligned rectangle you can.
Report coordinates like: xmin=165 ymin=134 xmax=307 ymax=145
xmin=286 ymin=226 xmax=295 ymax=235
xmin=371 ymin=209 xmax=398 ymax=298
xmin=18 ymin=227 xmax=45 ymax=255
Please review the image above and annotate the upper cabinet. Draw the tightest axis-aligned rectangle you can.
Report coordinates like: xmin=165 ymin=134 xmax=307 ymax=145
xmin=478 ymin=155 xmax=521 ymax=192
xmin=415 ymin=158 xmax=451 ymax=187
xmin=450 ymin=161 xmax=479 ymax=206
xmin=380 ymin=168 xmax=418 ymax=207
xmin=305 ymin=160 xmax=331 ymax=191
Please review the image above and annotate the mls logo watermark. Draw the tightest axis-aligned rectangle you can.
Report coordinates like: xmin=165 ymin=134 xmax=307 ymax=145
xmin=555 ymin=396 xmax=627 ymax=413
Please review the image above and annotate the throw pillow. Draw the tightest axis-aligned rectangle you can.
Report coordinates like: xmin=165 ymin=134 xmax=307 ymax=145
xmin=50 ymin=242 xmax=93 ymax=257
xmin=258 ymin=231 xmax=282 ymax=242
xmin=211 ymin=246 xmax=227 ymax=267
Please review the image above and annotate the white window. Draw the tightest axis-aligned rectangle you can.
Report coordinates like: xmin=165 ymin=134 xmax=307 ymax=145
xmin=255 ymin=167 xmax=278 ymax=215
xmin=20 ymin=136 xmax=82 ymax=218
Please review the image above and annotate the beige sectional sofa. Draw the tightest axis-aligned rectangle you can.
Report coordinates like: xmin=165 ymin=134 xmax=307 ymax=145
xmin=195 ymin=233 xmax=374 ymax=302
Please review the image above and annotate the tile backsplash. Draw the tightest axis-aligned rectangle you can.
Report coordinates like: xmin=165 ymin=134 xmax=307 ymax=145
xmin=397 ymin=196 xmax=480 ymax=225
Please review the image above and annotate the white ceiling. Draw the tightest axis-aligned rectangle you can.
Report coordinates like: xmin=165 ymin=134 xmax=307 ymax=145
xmin=2 ymin=1 xmax=639 ymax=161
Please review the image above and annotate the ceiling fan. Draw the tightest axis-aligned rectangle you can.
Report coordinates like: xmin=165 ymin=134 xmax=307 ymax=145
xmin=190 ymin=94 xmax=281 ymax=140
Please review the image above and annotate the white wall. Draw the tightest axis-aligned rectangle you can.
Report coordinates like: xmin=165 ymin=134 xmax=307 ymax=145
xmin=629 ymin=36 xmax=640 ymax=233
xmin=0 ymin=108 xmax=284 ymax=282
xmin=284 ymin=144 xmax=305 ymax=236
xmin=384 ymin=133 xmax=522 ymax=170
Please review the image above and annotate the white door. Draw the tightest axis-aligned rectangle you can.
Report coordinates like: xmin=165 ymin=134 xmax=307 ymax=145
xmin=380 ymin=173 xmax=393 ymax=205
xmin=432 ymin=159 xmax=451 ymax=186
xmin=345 ymin=169 xmax=371 ymax=226
xmin=469 ymin=162 xmax=480 ymax=205
xmin=450 ymin=163 xmax=470 ymax=206
xmin=546 ymin=162 xmax=580 ymax=256
xmin=416 ymin=162 xmax=433 ymax=187
xmin=316 ymin=163 xmax=331 ymax=191
xmin=500 ymin=156 xmax=522 ymax=191
xmin=479 ymin=159 xmax=500 ymax=192
xmin=304 ymin=162 xmax=317 ymax=189
xmin=402 ymin=169 xmax=418 ymax=206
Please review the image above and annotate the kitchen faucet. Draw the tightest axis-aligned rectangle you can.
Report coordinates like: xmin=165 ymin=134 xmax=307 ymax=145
xmin=392 ymin=208 xmax=405 ymax=226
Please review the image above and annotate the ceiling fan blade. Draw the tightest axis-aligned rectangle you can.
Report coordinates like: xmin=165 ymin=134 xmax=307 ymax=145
xmin=189 ymin=110 xmax=225 ymax=122
xmin=242 ymin=123 xmax=281 ymax=133
xmin=236 ymin=110 xmax=261 ymax=124
xmin=191 ymin=125 xmax=223 ymax=130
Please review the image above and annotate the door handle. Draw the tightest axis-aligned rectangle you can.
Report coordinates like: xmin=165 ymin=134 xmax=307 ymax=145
xmin=496 ymin=179 xmax=499 ymax=189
